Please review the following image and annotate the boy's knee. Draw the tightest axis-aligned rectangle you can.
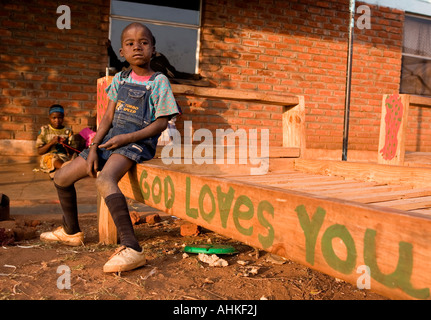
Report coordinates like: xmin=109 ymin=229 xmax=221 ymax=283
xmin=53 ymin=167 xmax=65 ymax=186
xmin=95 ymin=174 xmax=106 ymax=192
xmin=95 ymin=173 xmax=116 ymax=195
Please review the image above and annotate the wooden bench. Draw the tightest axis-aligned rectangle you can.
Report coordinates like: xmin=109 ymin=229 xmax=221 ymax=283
xmin=98 ymin=155 xmax=431 ymax=300
xmin=96 ymin=79 xmax=431 ymax=300
xmin=96 ymin=76 xmax=305 ymax=245
xmin=378 ymin=94 xmax=431 ymax=166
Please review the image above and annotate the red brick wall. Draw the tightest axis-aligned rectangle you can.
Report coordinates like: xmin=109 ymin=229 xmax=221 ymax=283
xmin=194 ymin=0 xmax=409 ymax=152
xmin=406 ymin=106 xmax=431 ymax=152
xmin=0 ymin=0 xmax=109 ymax=141
xmin=174 ymin=97 xmax=284 ymax=148
xmin=1 ymin=0 xmax=428 ymax=155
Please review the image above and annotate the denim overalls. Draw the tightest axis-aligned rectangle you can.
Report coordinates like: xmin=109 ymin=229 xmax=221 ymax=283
xmin=80 ymin=71 xmax=162 ymax=168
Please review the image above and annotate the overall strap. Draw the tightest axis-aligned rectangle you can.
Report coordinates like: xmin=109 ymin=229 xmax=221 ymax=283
xmin=149 ymin=71 xmax=162 ymax=81
xmin=120 ymin=70 xmax=162 ymax=81
xmin=120 ymin=68 xmax=132 ymax=79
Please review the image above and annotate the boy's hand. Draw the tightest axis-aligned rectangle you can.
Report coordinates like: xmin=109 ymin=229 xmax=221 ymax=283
xmin=49 ymin=136 xmax=60 ymax=145
xmin=98 ymin=134 xmax=130 ymax=150
xmin=86 ymin=148 xmax=99 ymax=178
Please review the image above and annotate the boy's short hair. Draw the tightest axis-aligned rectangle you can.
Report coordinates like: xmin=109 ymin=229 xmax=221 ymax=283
xmin=121 ymin=22 xmax=155 ymax=46
xmin=49 ymin=104 xmax=64 ymax=115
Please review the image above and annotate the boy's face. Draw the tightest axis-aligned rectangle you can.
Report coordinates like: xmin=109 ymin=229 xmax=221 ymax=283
xmin=119 ymin=25 xmax=155 ymax=67
xmin=49 ymin=112 xmax=64 ymax=129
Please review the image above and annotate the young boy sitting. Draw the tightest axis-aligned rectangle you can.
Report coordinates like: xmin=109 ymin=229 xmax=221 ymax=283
xmin=39 ymin=23 xmax=180 ymax=273
xmin=36 ymin=105 xmax=75 ymax=177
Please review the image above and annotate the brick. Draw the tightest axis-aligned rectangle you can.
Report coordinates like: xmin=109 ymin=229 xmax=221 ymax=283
xmin=145 ymin=214 xmax=161 ymax=225
xmin=129 ymin=211 xmax=144 ymax=225
xmin=180 ymin=222 xmax=201 ymax=237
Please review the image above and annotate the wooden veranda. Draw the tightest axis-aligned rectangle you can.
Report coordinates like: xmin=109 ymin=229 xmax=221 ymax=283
xmin=96 ymin=77 xmax=431 ymax=300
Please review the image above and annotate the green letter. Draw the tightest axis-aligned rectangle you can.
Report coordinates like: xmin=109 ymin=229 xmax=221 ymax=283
xmin=321 ymin=224 xmax=357 ymax=274
xmin=199 ymin=185 xmax=216 ymax=223
xmin=185 ymin=177 xmax=198 ymax=219
xmin=364 ymin=228 xmax=429 ymax=299
xmin=164 ymin=175 xmax=175 ymax=209
xmin=216 ymin=186 xmax=235 ymax=228
xmin=139 ymin=170 xmax=150 ymax=200
xmin=232 ymin=195 xmax=254 ymax=236
xmin=257 ymin=200 xmax=274 ymax=249
xmin=296 ymin=205 xmax=326 ymax=265
xmin=151 ymin=176 xmax=162 ymax=204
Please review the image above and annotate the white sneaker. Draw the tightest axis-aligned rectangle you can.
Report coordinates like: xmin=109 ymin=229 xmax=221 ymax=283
xmin=40 ymin=226 xmax=84 ymax=246
xmin=103 ymin=246 xmax=146 ymax=273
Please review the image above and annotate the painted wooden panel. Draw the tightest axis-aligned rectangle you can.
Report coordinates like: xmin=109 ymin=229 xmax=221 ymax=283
xmin=106 ymin=162 xmax=431 ymax=300
xmin=378 ymin=94 xmax=410 ymax=165
xmin=96 ymin=76 xmax=113 ymax=127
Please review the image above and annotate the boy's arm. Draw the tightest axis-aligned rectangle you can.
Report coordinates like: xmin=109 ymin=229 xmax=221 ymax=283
xmin=98 ymin=116 xmax=169 ymax=151
xmin=85 ymin=99 xmax=116 ymax=176
xmin=91 ymin=99 xmax=115 ymax=146
xmin=37 ymin=136 xmax=60 ymax=155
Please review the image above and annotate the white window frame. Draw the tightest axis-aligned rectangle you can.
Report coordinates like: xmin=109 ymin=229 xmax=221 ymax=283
xmin=109 ymin=0 xmax=202 ymax=74
xmin=400 ymin=13 xmax=431 ymax=96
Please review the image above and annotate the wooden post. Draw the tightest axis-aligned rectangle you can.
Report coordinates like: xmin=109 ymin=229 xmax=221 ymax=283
xmin=377 ymin=94 xmax=410 ymax=165
xmin=97 ymin=193 xmax=117 ymax=245
xmin=96 ymin=76 xmax=116 ymax=244
xmin=283 ymin=96 xmax=306 ymax=156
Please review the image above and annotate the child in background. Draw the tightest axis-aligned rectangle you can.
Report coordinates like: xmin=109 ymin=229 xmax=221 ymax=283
xmin=36 ymin=105 xmax=75 ymax=177
xmin=40 ymin=23 xmax=180 ymax=273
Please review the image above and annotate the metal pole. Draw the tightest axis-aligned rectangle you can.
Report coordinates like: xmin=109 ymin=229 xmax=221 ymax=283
xmin=342 ymin=0 xmax=355 ymax=161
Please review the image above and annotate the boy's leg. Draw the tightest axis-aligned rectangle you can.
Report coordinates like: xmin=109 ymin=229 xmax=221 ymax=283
xmin=96 ymin=154 xmax=140 ymax=251
xmin=53 ymin=156 xmax=89 ymax=234
xmin=53 ymin=159 xmax=64 ymax=170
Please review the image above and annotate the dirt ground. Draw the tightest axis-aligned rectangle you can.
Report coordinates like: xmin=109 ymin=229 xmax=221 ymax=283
xmin=0 ymin=211 xmax=387 ymax=301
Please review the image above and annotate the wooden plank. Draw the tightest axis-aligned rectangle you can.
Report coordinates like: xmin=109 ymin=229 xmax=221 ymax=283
xmin=263 ymin=177 xmax=344 ymax=187
xmin=154 ymin=145 xmax=300 ymax=160
xmin=347 ymin=189 xmax=431 ymax=204
xmin=171 ymin=84 xmax=299 ymax=106
xmin=404 ymin=152 xmax=431 ymax=168
xmin=273 ymin=176 xmax=351 ymax=186
xmin=110 ymin=162 xmax=431 ymax=300
xmin=377 ymin=94 xmax=410 ymax=165
xmin=97 ymin=79 xmax=300 ymax=108
xmin=410 ymin=95 xmax=431 ymax=107
xmin=370 ymin=196 xmax=431 ymax=211
xmin=227 ymin=173 xmax=340 ymax=185
xmin=294 ymin=159 xmax=431 ymax=188
xmin=226 ymin=172 xmax=308 ymax=180
xmin=268 ymin=147 xmax=301 ymax=158
xmin=410 ymin=208 xmax=431 ymax=216
xmin=292 ymin=181 xmax=377 ymax=192
xmin=318 ymin=184 xmax=413 ymax=197
xmin=96 ymin=77 xmax=305 ymax=160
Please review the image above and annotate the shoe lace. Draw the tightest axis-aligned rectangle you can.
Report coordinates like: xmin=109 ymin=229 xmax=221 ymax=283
xmin=108 ymin=245 xmax=127 ymax=260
